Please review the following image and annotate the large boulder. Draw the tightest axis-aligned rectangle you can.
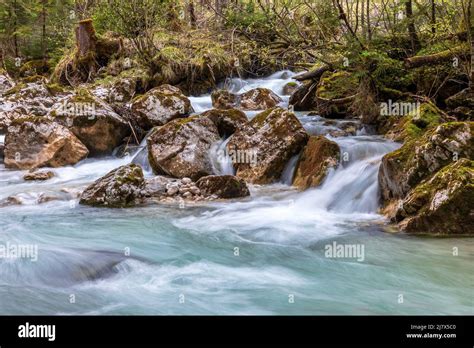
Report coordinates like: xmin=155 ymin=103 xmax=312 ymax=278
xmin=382 ymin=102 xmax=446 ymax=142
xmin=395 ymin=159 xmax=474 ymax=235
xmin=446 ymin=88 xmax=474 ymax=121
xmin=293 ymin=136 xmax=340 ymax=190
xmin=227 ymin=107 xmax=309 ymax=184
xmin=4 ymin=117 xmax=89 ymax=170
xmin=289 ymin=82 xmax=318 ymax=111
xmin=315 ymin=71 xmax=359 ymax=118
xmin=147 ymin=116 xmax=220 ymax=180
xmin=211 ymin=88 xmax=283 ymax=111
xmin=200 ymin=108 xmax=247 ymax=137
xmin=196 ymin=175 xmax=250 ymax=199
xmin=131 ymin=84 xmax=193 ymax=130
xmin=50 ymin=90 xmax=130 ymax=156
xmin=0 ymin=77 xmax=72 ymax=132
xmin=79 ymin=164 xmax=145 ymax=208
xmin=239 ymin=88 xmax=282 ymax=110
xmin=211 ymin=90 xmax=238 ymax=109
xmin=379 ymin=122 xmax=473 ymax=202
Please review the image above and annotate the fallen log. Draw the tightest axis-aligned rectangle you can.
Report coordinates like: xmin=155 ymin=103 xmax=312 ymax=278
xmin=294 ymin=64 xmax=331 ymax=81
xmin=404 ymin=45 xmax=469 ymax=69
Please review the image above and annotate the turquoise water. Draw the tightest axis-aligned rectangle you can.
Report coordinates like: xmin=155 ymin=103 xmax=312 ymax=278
xmin=0 ymin=72 xmax=473 ymax=315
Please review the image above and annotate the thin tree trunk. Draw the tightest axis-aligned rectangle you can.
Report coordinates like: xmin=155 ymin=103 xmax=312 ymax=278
xmin=469 ymin=0 xmax=473 ymax=91
xmin=13 ymin=0 xmax=18 ymax=58
xmin=367 ymin=0 xmax=372 ymax=41
xmin=189 ymin=0 xmax=197 ymax=28
xmin=41 ymin=0 xmax=47 ymax=62
xmin=431 ymin=0 xmax=436 ymax=34
xmin=405 ymin=0 xmax=421 ymax=53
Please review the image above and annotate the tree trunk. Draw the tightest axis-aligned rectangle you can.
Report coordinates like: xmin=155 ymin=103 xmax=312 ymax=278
xmin=431 ymin=0 xmax=436 ymax=34
xmin=41 ymin=0 xmax=47 ymax=62
xmin=13 ymin=0 xmax=18 ymax=58
xmin=405 ymin=0 xmax=421 ymax=53
xmin=367 ymin=0 xmax=371 ymax=41
xmin=189 ymin=0 xmax=197 ymax=28
xmin=469 ymin=0 xmax=473 ymax=91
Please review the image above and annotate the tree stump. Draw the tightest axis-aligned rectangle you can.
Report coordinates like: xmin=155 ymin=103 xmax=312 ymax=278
xmin=75 ymin=19 xmax=97 ymax=57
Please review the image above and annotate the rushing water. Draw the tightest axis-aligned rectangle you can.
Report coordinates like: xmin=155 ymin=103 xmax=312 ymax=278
xmin=0 ymin=72 xmax=473 ymax=315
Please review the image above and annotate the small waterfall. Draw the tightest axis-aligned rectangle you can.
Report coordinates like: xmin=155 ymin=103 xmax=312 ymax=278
xmin=131 ymin=130 xmax=154 ymax=174
xmin=280 ymin=154 xmax=300 ymax=185
xmin=209 ymin=137 xmax=235 ymax=175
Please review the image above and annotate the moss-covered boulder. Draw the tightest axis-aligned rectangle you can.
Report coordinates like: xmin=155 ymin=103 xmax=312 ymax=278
xmin=379 ymin=122 xmax=473 ymax=203
xmin=383 ymin=102 xmax=446 ymax=142
xmin=293 ymin=136 xmax=340 ymax=190
xmin=50 ymin=89 xmax=130 ymax=156
xmin=211 ymin=90 xmax=238 ymax=109
xmin=147 ymin=116 xmax=220 ymax=180
xmin=200 ymin=108 xmax=247 ymax=137
xmin=196 ymin=175 xmax=250 ymax=199
xmin=227 ymin=107 xmax=309 ymax=184
xmin=315 ymin=71 xmax=359 ymax=118
xmin=395 ymin=158 xmax=473 ymax=235
xmin=239 ymin=88 xmax=282 ymax=110
xmin=0 ymin=76 xmax=71 ymax=127
xmin=4 ymin=118 xmax=89 ymax=170
xmin=282 ymin=82 xmax=298 ymax=96
xmin=131 ymin=84 xmax=193 ymax=130
xmin=79 ymin=164 xmax=145 ymax=208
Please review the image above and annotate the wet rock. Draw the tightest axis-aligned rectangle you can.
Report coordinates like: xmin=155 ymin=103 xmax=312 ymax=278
xmin=289 ymin=82 xmax=318 ymax=111
xmin=196 ymin=175 xmax=250 ymax=199
xmin=383 ymin=102 xmax=446 ymax=142
xmin=23 ymin=170 xmax=55 ymax=181
xmin=0 ymin=76 xmax=67 ymax=117
xmin=4 ymin=118 xmax=89 ymax=170
xmin=200 ymin=108 xmax=247 ymax=137
xmin=131 ymin=84 xmax=193 ymax=130
xmin=147 ymin=116 xmax=220 ymax=180
xmin=211 ymin=90 xmax=238 ymax=109
xmin=395 ymin=159 xmax=474 ymax=235
xmin=50 ymin=90 xmax=130 ymax=156
xmin=315 ymin=71 xmax=359 ymax=119
xmin=282 ymin=82 xmax=298 ymax=96
xmin=0 ymin=195 xmax=23 ymax=207
xmin=0 ymin=69 xmax=14 ymax=94
xmin=379 ymin=122 xmax=473 ymax=203
xmin=293 ymin=136 xmax=340 ymax=190
xmin=79 ymin=164 xmax=145 ymax=208
xmin=446 ymin=88 xmax=474 ymax=121
xmin=227 ymin=107 xmax=309 ymax=184
xmin=239 ymin=88 xmax=282 ymax=110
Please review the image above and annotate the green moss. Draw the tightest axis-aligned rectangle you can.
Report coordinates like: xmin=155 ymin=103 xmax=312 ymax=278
xmin=316 ymin=71 xmax=359 ymax=100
